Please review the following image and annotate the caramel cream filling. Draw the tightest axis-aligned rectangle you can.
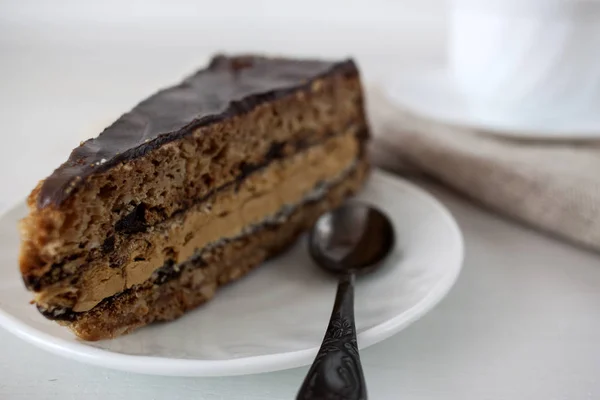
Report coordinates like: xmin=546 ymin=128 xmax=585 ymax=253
xmin=35 ymin=132 xmax=360 ymax=312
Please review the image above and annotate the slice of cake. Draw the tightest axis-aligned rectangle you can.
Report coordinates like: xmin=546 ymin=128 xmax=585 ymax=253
xmin=18 ymin=54 xmax=370 ymax=340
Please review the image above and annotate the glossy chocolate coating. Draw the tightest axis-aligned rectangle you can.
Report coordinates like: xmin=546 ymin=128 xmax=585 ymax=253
xmin=38 ymin=55 xmax=358 ymax=208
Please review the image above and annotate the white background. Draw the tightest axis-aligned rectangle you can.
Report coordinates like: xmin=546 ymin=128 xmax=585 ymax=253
xmin=2 ymin=1 xmax=600 ymax=399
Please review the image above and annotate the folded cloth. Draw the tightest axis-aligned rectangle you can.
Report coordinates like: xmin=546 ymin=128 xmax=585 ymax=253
xmin=367 ymin=87 xmax=600 ymax=252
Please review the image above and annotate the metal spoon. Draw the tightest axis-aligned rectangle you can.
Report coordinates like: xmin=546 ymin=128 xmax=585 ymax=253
xmin=296 ymin=202 xmax=395 ymax=400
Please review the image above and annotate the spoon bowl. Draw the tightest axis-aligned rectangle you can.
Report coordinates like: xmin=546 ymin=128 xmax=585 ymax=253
xmin=308 ymin=202 xmax=395 ymax=275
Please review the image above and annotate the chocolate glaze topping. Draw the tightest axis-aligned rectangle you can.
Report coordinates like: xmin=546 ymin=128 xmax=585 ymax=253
xmin=37 ymin=55 xmax=358 ymax=208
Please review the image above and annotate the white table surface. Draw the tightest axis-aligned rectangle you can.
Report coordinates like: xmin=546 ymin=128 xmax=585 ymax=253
xmin=1 ymin=9 xmax=600 ymax=399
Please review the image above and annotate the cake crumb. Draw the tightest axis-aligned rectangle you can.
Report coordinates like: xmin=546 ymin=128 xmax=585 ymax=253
xmin=311 ymin=80 xmax=323 ymax=92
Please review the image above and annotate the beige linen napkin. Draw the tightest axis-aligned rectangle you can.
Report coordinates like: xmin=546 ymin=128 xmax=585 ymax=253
xmin=366 ymin=87 xmax=600 ymax=252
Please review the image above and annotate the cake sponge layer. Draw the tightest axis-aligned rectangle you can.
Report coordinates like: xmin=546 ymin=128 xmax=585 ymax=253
xmin=65 ymin=157 xmax=368 ymax=340
xmin=33 ymin=130 xmax=361 ymax=313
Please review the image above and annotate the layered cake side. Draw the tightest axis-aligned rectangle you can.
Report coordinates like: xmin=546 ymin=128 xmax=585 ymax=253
xmin=18 ymin=54 xmax=370 ymax=340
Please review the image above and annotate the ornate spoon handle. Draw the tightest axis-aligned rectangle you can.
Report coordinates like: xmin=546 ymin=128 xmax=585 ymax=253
xmin=296 ymin=273 xmax=367 ymax=400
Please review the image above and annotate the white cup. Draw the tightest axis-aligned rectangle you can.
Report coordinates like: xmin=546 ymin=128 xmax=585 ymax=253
xmin=449 ymin=0 xmax=600 ymax=118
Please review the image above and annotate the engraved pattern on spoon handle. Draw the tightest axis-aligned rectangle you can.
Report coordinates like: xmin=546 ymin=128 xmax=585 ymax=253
xmin=296 ymin=273 xmax=367 ymax=400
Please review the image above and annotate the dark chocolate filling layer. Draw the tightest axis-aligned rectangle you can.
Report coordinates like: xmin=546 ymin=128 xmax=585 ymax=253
xmin=36 ymin=159 xmax=361 ymax=322
xmin=38 ymin=55 xmax=358 ymax=208
xmin=25 ymin=127 xmax=367 ymax=292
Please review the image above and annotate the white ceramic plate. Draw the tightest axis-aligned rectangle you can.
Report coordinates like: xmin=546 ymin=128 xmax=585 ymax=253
xmin=384 ymin=67 xmax=600 ymax=140
xmin=0 ymin=169 xmax=463 ymax=377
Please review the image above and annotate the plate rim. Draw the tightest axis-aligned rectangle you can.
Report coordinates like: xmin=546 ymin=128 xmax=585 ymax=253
xmin=0 ymin=168 xmax=464 ymax=377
